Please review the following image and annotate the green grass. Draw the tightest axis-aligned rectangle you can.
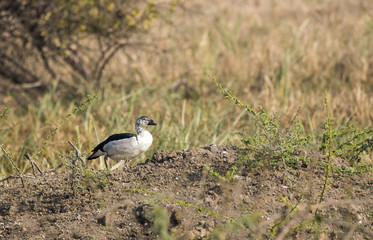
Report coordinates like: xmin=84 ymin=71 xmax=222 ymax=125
xmin=0 ymin=84 xmax=245 ymax=176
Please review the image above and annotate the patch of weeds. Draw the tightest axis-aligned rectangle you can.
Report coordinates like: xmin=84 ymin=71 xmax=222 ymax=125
xmin=318 ymin=94 xmax=372 ymax=207
xmin=214 ymin=78 xmax=372 ymax=181
xmin=267 ymin=195 xmax=302 ymax=239
xmin=213 ymin=78 xmax=312 ymax=182
xmin=126 ymin=187 xmax=262 ymax=238
xmin=64 ymin=140 xmax=110 ymax=196
xmin=333 ymin=124 xmax=372 ymax=166
xmin=206 ymin=166 xmax=237 ymax=182
xmin=173 ymin=198 xmax=219 ymax=217
xmin=126 ymin=188 xmax=220 ymax=217
xmin=319 ymin=119 xmax=373 ymax=175
xmin=291 ymin=219 xmax=325 ymax=239
xmin=64 ymin=151 xmax=85 ymax=196
xmin=318 ymin=95 xmax=334 ymax=205
xmin=331 ymin=164 xmax=373 ymax=175
xmin=279 ymin=195 xmax=301 ymax=214
xmin=82 ymin=169 xmax=110 ymax=190
xmin=238 ymin=110 xmax=312 ymax=171
xmin=65 ymin=155 xmax=111 ymax=195
xmin=0 ymin=145 xmax=25 ymax=187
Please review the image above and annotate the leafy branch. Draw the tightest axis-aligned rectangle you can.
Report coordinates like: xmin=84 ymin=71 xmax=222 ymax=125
xmin=34 ymin=94 xmax=97 ymax=158
xmin=0 ymin=106 xmax=10 ymax=122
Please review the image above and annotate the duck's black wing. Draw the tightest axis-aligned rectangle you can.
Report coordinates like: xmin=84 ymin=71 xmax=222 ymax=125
xmin=87 ymin=133 xmax=136 ymax=160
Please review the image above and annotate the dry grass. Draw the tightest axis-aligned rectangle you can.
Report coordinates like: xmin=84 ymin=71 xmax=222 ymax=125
xmin=1 ymin=0 xmax=372 ymax=176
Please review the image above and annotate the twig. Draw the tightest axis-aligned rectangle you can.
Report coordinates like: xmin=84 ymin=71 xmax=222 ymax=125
xmin=282 ymin=157 xmax=286 ymax=185
xmin=67 ymin=141 xmax=84 ymax=197
xmin=44 ymin=163 xmax=64 ymax=173
xmin=94 ymin=41 xmax=129 ymax=82
xmin=68 ymin=141 xmax=86 ymax=166
xmin=20 ymin=81 xmax=43 ymax=89
xmin=24 ymin=152 xmax=43 ymax=176
xmin=275 ymin=206 xmax=311 ymax=240
xmin=24 ymin=154 xmax=36 ymax=176
xmin=0 ymin=175 xmax=19 ymax=183
xmin=0 ymin=145 xmax=24 ymax=187
xmin=0 ymin=106 xmax=9 ymax=121
xmin=35 ymin=95 xmax=96 ymax=157
xmin=0 ymin=174 xmax=35 ymax=183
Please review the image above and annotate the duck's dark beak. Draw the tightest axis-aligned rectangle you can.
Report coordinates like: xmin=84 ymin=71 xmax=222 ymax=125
xmin=148 ymin=120 xmax=157 ymax=126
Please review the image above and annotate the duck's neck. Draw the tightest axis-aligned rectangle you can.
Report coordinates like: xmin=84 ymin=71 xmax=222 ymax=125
xmin=135 ymin=124 xmax=146 ymax=135
xmin=135 ymin=125 xmax=153 ymax=147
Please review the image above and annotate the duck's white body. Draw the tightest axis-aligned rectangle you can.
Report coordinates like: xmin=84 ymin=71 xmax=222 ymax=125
xmin=103 ymin=130 xmax=153 ymax=161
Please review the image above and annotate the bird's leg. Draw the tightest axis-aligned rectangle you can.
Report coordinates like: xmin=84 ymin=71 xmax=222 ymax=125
xmin=110 ymin=160 xmax=124 ymax=171
xmin=104 ymin=155 xmax=109 ymax=169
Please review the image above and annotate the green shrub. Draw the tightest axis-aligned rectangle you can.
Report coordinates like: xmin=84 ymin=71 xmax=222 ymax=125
xmin=214 ymin=78 xmax=312 ymax=171
xmin=239 ymin=112 xmax=312 ymax=170
xmin=214 ymin=78 xmax=372 ymax=175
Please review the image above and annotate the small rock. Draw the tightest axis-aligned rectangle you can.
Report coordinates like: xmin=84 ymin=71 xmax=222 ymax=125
xmin=220 ymin=151 xmax=228 ymax=157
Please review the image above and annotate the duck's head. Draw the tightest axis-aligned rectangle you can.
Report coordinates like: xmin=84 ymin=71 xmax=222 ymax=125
xmin=136 ymin=116 xmax=157 ymax=127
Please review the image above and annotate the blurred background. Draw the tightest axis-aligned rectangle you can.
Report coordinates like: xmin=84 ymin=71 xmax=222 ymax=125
xmin=0 ymin=0 xmax=372 ymax=174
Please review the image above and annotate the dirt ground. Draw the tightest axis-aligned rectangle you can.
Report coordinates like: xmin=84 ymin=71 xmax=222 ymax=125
xmin=0 ymin=145 xmax=372 ymax=240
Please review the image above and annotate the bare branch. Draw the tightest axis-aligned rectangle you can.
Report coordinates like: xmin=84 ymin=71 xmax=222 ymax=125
xmin=94 ymin=41 xmax=129 ymax=82
xmin=0 ymin=174 xmax=36 ymax=184
xmin=0 ymin=145 xmax=24 ymax=187
xmin=24 ymin=152 xmax=43 ymax=176
xmin=44 ymin=163 xmax=64 ymax=173
xmin=0 ymin=175 xmax=19 ymax=183
xmin=0 ymin=52 xmax=42 ymax=83
xmin=68 ymin=141 xmax=86 ymax=166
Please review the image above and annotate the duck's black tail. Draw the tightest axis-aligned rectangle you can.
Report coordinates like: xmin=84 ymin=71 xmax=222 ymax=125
xmin=87 ymin=149 xmax=102 ymax=160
